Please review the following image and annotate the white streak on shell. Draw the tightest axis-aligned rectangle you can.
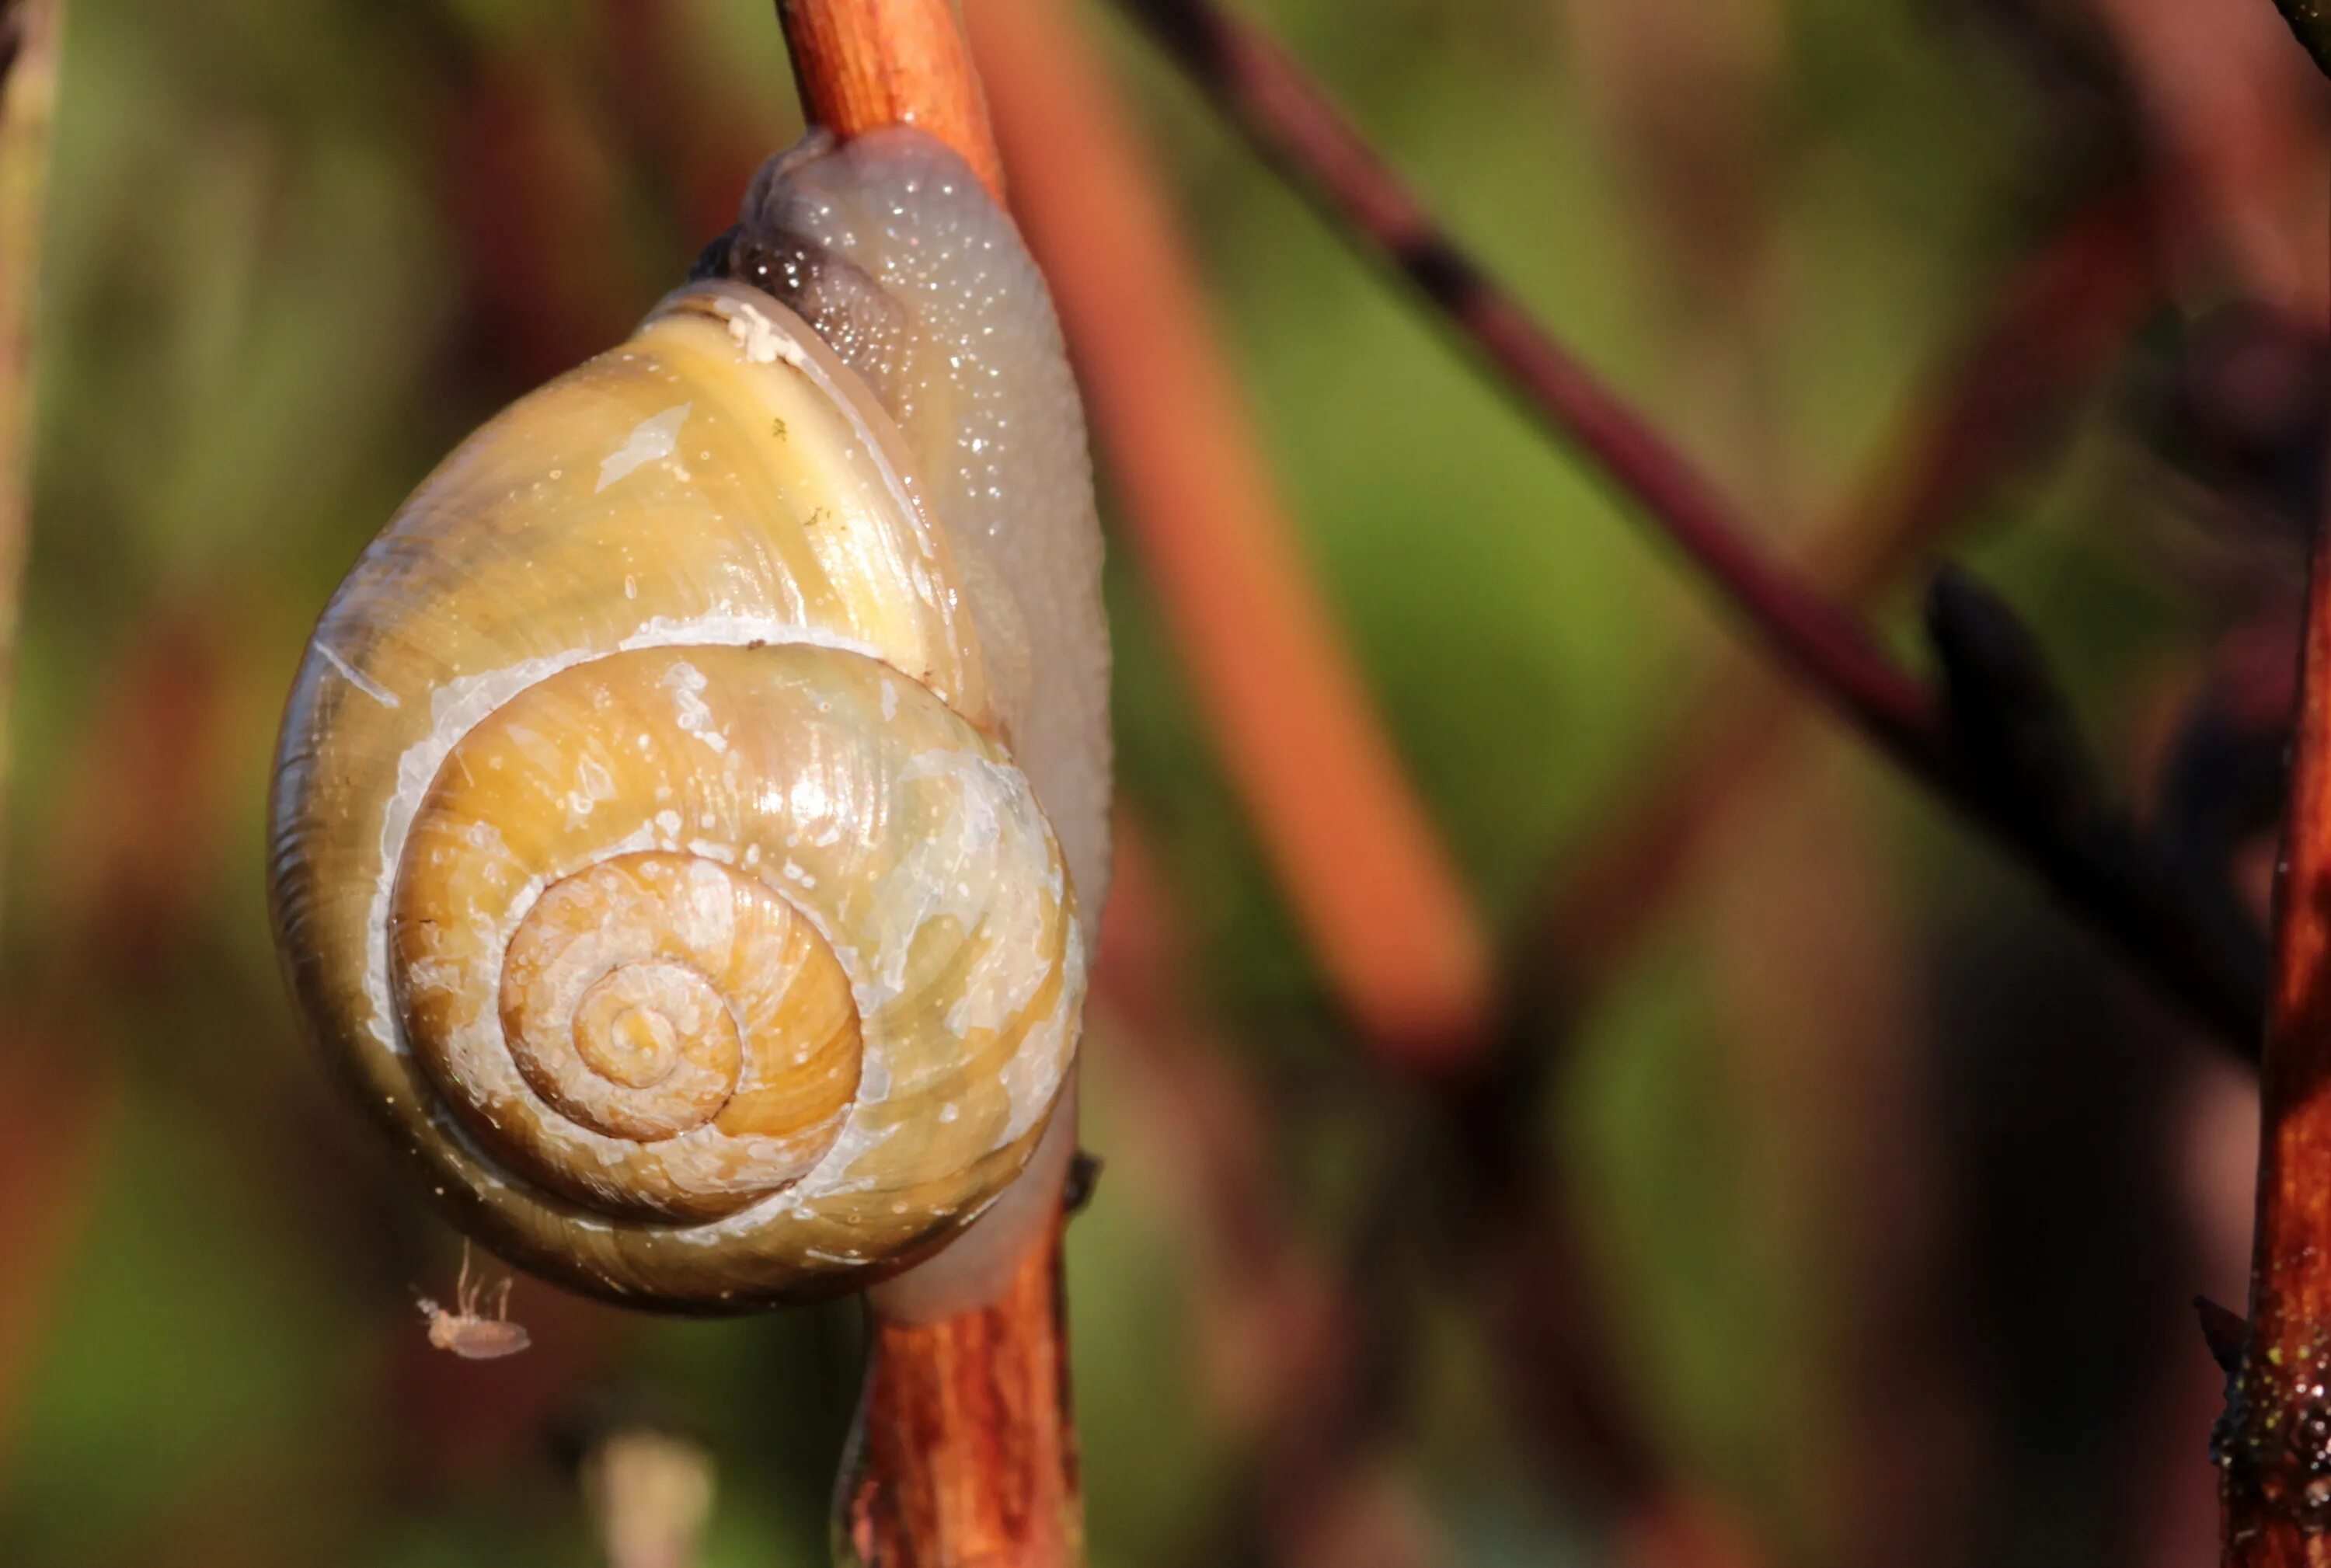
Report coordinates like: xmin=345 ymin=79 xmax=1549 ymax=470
xmin=660 ymin=660 xmax=730 ymax=754
xmin=318 ymin=643 xmax=399 ymax=709
xmin=597 ymin=403 xmax=692 ymax=493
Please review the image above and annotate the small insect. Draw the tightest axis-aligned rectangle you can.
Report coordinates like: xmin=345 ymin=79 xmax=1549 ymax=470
xmin=416 ymin=1242 xmax=531 ymax=1360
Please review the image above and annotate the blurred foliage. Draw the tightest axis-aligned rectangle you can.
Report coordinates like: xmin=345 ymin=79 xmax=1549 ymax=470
xmin=0 ymin=0 xmax=2305 ymax=1565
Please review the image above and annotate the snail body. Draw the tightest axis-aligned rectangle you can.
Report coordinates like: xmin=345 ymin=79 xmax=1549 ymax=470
xmin=269 ymin=131 xmax=1109 ymax=1311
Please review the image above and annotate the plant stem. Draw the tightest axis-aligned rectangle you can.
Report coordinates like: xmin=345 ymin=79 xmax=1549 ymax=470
xmin=2216 ymin=452 xmax=2331 ymax=1562
xmin=777 ymin=0 xmax=1004 ymax=197
xmin=840 ymin=1219 xmax=1081 ymax=1567
xmin=771 ymin=6 xmax=1081 ymax=1565
xmin=2210 ymin=14 xmax=2331 ymax=1544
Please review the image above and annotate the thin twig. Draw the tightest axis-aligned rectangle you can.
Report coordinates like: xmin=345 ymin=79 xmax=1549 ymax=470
xmin=1113 ymin=0 xmax=2270 ymax=1051
xmin=770 ymin=6 xmax=1084 ymax=1565
xmin=2214 ymin=458 xmax=2331 ymax=1562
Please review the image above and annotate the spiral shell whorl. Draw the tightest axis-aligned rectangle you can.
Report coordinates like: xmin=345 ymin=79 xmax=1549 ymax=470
xmin=422 ymin=844 xmax=865 ymax=1218
xmin=498 ymin=854 xmax=859 ymax=1148
xmin=373 ymin=641 xmax=1081 ymax=1290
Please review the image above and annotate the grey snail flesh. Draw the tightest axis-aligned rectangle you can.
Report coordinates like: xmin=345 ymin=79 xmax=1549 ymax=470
xmin=267 ymin=130 xmax=1111 ymax=1311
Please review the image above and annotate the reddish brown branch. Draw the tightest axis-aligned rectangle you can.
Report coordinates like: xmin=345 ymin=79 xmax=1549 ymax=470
xmin=777 ymin=0 xmax=1005 ymax=198
xmin=1113 ymin=0 xmax=2270 ymax=1051
xmin=773 ymin=6 xmax=1080 ymax=1565
xmin=2216 ymin=457 xmax=2331 ymax=1560
xmin=843 ymin=1218 xmax=1082 ymax=1567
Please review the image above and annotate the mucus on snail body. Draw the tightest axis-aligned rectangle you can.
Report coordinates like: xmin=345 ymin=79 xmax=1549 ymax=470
xmin=267 ymin=130 xmax=1111 ymax=1313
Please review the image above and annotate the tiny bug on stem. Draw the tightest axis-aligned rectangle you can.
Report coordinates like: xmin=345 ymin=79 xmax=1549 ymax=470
xmin=416 ymin=1242 xmax=531 ymax=1359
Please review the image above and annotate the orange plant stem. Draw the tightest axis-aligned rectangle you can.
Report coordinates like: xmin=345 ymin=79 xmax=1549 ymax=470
xmin=843 ymin=1218 xmax=1081 ymax=1567
xmin=970 ymin=0 xmax=1494 ymax=1068
xmin=772 ymin=7 xmax=1077 ymax=1566
xmin=778 ymin=0 xmax=1005 ymax=198
xmin=2219 ymin=460 xmax=2331 ymax=1561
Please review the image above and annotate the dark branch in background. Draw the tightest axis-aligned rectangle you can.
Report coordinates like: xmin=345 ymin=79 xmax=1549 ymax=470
xmin=1922 ymin=570 xmax=2270 ymax=1036
xmin=1113 ymin=0 xmax=2269 ymax=1053
xmin=1928 ymin=568 xmax=2110 ymax=845
xmin=2271 ymin=0 xmax=2331 ymax=79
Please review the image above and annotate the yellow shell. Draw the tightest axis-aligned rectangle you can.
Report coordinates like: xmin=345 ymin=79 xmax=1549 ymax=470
xmin=269 ymin=134 xmax=1106 ymax=1309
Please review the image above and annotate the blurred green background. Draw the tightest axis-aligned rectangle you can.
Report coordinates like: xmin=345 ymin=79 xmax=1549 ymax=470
xmin=1 ymin=0 xmax=2320 ymax=1564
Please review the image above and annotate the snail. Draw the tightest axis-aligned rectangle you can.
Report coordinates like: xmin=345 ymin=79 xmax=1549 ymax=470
xmin=267 ymin=128 xmax=1110 ymax=1314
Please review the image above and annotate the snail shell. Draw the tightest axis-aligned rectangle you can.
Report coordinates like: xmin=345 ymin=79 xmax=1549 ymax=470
xmin=268 ymin=131 xmax=1110 ymax=1310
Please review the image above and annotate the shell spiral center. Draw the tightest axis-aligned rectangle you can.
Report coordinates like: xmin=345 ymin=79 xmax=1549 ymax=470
xmin=396 ymin=833 xmax=866 ymax=1219
xmin=500 ymin=858 xmax=758 ymax=1141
